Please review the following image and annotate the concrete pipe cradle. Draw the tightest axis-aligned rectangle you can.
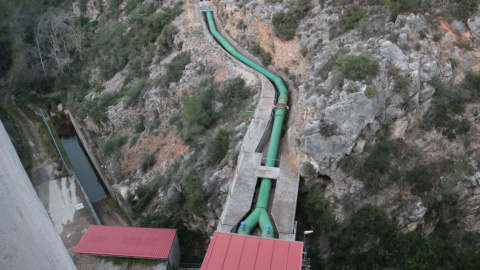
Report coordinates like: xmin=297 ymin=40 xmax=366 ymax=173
xmin=202 ymin=1 xmax=288 ymax=238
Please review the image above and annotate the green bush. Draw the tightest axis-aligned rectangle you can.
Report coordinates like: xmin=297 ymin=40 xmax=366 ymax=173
xmin=128 ymin=184 xmax=157 ymax=215
xmin=455 ymin=0 xmax=477 ymax=22
xmin=421 ymin=77 xmax=472 ymax=138
xmin=406 ymin=166 xmax=434 ymax=195
xmin=249 ymin=42 xmax=272 ymax=66
xmin=315 ymin=49 xmax=347 ymax=80
xmin=168 ymin=80 xmax=218 ymax=145
xmin=272 ymin=0 xmax=311 ymax=40
xmin=220 ymin=77 xmax=251 ymax=109
xmin=433 ymin=33 xmax=442 ymax=42
xmin=157 ymin=24 xmax=179 ymax=56
xmin=124 ymin=79 xmax=147 ymax=108
xmin=383 ymin=0 xmax=421 ymax=21
xmin=387 ymin=64 xmax=410 ymax=93
xmin=182 ymin=170 xmax=208 ymax=215
xmin=103 ymin=132 xmax=128 ymax=154
xmin=301 ymin=162 xmax=316 ymax=177
xmin=206 ymin=129 xmax=232 ymax=165
xmin=134 ymin=115 xmax=145 ymax=133
xmin=140 ymin=153 xmax=156 ymax=173
xmin=365 ymin=84 xmax=377 ymax=99
xmin=81 ymin=92 xmax=122 ymax=123
xmin=305 ymin=182 xmax=336 ymax=231
xmin=338 ymin=4 xmax=366 ymax=34
xmin=319 ymin=122 xmax=338 ymax=137
xmin=339 ymin=53 xmax=379 ymax=80
xmin=158 ymin=52 xmax=191 ymax=88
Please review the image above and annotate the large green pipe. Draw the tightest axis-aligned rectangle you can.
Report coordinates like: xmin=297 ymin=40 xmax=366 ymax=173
xmin=203 ymin=3 xmax=288 ymax=238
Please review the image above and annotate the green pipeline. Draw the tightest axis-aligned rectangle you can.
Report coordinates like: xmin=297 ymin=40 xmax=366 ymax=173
xmin=204 ymin=6 xmax=288 ymax=238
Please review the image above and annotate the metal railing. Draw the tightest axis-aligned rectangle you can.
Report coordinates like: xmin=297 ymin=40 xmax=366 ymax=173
xmin=40 ymin=109 xmax=101 ymax=225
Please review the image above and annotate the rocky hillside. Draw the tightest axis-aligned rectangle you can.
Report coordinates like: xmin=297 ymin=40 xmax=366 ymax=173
xmin=20 ymin=0 xmax=480 ymax=267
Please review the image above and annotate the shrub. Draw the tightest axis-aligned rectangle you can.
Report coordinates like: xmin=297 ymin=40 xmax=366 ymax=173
xmin=249 ymin=42 xmax=273 ymax=66
xmin=421 ymin=77 xmax=472 ymax=138
xmin=140 ymin=153 xmax=156 ymax=173
xmin=455 ymin=0 xmax=477 ymax=22
xmin=168 ymin=80 xmax=218 ymax=145
xmin=339 ymin=53 xmax=379 ymax=80
xmin=319 ymin=122 xmax=338 ymax=137
xmin=272 ymin=0 xmax=311 ymax=40
xmin=182 ymin=170 xmax=208 ymax=215
xmin=128 ymin=184 xmax=157 ymax=215
xmin=301 ymin=162 xmax=316 ymax=177
xmin=124 ymin=79 xmax=147 ymax=108
xmin=339 ymin=4 xmax=365 ymax=33
xmin=158 ymin=52 xmax=191 ymax=88
xmin=418 ymin=30 xmax=426 ymax=39
xmin=134 ymin=115 xmax=145 ymax=133
xmin=387 ymin=64 xmax=410 ymax=93
xmin=383 ymin=0 xmax=421 ymax=21
xmin=365 ymin=84 xmax=377 ymax=99
xmin=103 ymin=132 xmax=128 ymax=154
xmin=315 ymin=49 xmax=347 ymax=80
xmin=157 ymin=24 xmax=179 ymax=56
xmin=406 ymin=166 xmax=434 ymax=195
xmin=433 ymin=33 xmax=442 ymax=42
xmin=83 ymin=92 xmax=122 ymax=123
xmin=221 ymin=77 xmax=251 ymax=109
xmin=206 ymin=129 xmax=232 ymax=165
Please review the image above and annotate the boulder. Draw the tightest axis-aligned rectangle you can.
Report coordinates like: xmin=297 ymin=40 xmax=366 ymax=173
xmin=467 ymin=16 xmax=480 ymax=47
xmin=442 ymin=63 xmax=453 ymax=77
xmin=380 ymin=41 xmax=406 ymax=69
xmin=405 ymin=14 xmax=428 ymax=32
xmin=419 ymin=85 xmax=435 ymax=102
xmin=451 ymin=20 xmax=466 ymax=34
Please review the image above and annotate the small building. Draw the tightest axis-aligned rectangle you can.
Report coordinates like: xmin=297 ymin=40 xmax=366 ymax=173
xmin=74 ymin=225 xmax=181 ymax=270
xmin=201 ymin=232 xmax=303 ymax=270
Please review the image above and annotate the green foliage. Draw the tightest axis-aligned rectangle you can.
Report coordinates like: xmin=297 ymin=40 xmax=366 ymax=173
xmin=80 ymin=92 xmax=122 ymax=123
xmin=124 ymin=79 xmax=147 ymax=108
xmin=138 ymin=215 xmax=208 ymax=262
xmin=421 ymin=77 xmax=472 ymax=139
xmin=319 ymin=122 xmax=338 ymax=137
xmin=272 ymin=0 xmax=311 ymax=40
xmin=463 ymin=70 xmax=480 ymax=100
xmin=418 ymin=30 xmax=426 ymax=39
xmin=340 ymin=136 xmax=408 ymax=192
xmin=168 ymin=80 xmax=217 ymax=145
xmin=339 ymin=53 xmax=379 ymax=80
xmin=249 ymin=42 xmax=272 ymax=66
xmin=220 ymin=77 xmax=251 ymax=109
xmin=455 ymin=0 xmax=477 ymax=22
xmin=406 ymin=165 xmax=434 ymax=195
xmin=331 ymin=4 xmax=366 ymax=39
xmin=206 ymin=129 xmax=232 ymax=166
xmin=182 ymin=170 xmax=208 ymax=215
xmin=106 ymin=198 xmax=131 ymax=225
xmin=157 ymin=24 xmax=179 ymax=56
xmin=128 ymin=184 xmax=157 ymax=216
xmin=103 ymin=132 xmax=127 ymax=154
xmin=134 ymin=115 xmax=145 ymax=133
xmin=433 ymin=33 xmax=442 ymax=42
xmin=302 ymin=162 xmax=316 ymax=177
xmin=383 ymin=0 xmax=421 ymax=21
xmin=305 ymin=181 xmax=337 ymax=231
xmin=158 ymin=52 xmax=191 ymax=88
xmin=365 ymin=84 xmax=377 ymax=99
xmin=387 ymin=64 xmax=411 ymax=93
xmin=315 ymin=49 xmax=347 ymax=80
xmin=140 ymin=152 xmax=156 ymax=173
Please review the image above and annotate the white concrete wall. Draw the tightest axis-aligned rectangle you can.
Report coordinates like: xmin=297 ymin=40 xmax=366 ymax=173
xmin=0 ymin=120 xmax=76 ymax=270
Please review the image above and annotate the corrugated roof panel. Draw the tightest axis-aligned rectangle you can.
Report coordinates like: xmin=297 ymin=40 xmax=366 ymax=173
xmin=270 ymin=240 xmax=289 ymax=270
xmin=205 ymin=233 xmax=231 ymax=270
xmin=73 ymin=225 xmax=176 ymax=259
xmin=201 ymin=233 xmax=218 ymax=270
xmin=286 ymin=241 xmax=303 ymax=270
xmin=237 ymin=236 xmax=260 ymax=270
xmin=201 ymin=232 xmax=303 ymax=270
xmin=254 ymin=238 xmax=275 ymax=270
xmin=222 ymin=234 xmax=247 ymax=270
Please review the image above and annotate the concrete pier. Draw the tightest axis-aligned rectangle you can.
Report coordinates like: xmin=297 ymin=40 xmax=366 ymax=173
xmin=0 ymin=120 xmax=76 ymax=269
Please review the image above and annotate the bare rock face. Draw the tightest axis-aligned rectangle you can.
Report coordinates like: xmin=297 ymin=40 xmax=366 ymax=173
xmin=380 ymin=41 xmax=406 ymax=69
xmin=467 ymin=16 xmax=480 ymax=47
xmin=397 ymin=199 xmax=427 ymax=233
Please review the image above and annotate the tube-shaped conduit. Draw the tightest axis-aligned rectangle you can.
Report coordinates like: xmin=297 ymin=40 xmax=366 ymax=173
xmin=203 ymin=1 xmax=288 ymax=238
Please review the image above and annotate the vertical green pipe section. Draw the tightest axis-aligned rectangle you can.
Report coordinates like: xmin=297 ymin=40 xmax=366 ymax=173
xmin=203 ymin=4 xmax=288 ymax=238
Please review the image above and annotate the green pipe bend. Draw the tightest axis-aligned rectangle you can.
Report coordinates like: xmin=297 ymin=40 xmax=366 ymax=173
xmin=203 ymin=5 xmax=288 ymax=238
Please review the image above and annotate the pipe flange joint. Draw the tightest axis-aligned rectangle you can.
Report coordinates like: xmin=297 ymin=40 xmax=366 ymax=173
xmin=274 ymin=103 xmax=289 ymax=113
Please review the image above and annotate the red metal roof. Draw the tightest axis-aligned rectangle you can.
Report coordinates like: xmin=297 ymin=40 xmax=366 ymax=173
xmin=201 ymin=232 xmax=303 ymax=270
xmin=73 ymin=225 xmax=176 ymax=259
